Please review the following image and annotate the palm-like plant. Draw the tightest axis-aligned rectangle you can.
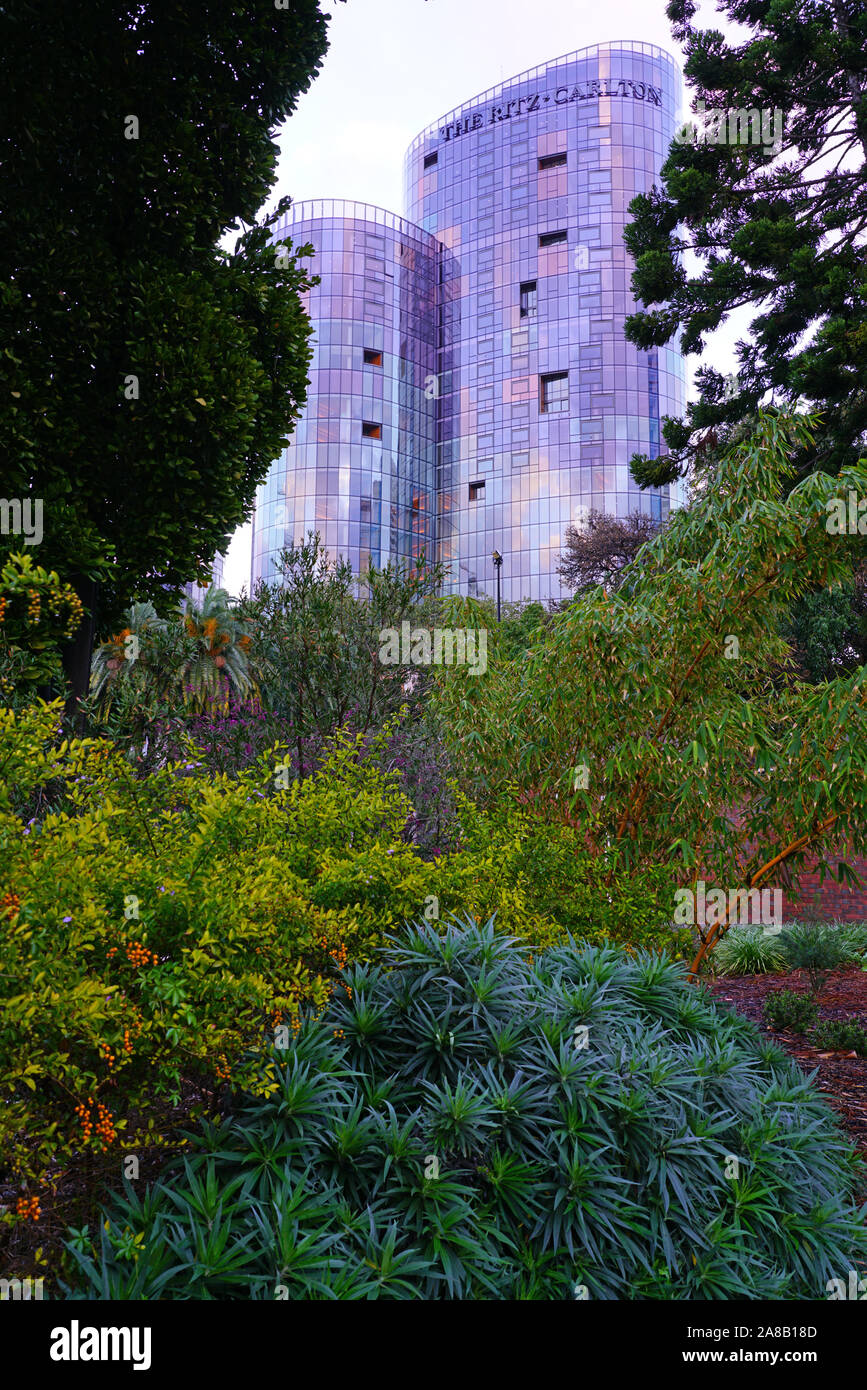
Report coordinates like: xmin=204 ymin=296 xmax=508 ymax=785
xmin=89 ymin=600 xmax=168 ymax=703
xmin=90 ymin=588 xmax=255 ymax=716
xmin=178 ymin=585 xmax=255 ymax=712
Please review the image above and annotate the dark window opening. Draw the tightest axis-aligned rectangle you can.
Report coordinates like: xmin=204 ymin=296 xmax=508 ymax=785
xmin=540 ymin=372 xmax=569 ymax=414
xmin=362 ymin=421 xmax=382 ymax=439
xmin=423 ymin=152 xmax=438 ymax=169
xmin=520 ymin=281 xmax=537 ymax=318
xmin=363 ymin=349 xmax=383 ymax=366
xmin=539 ymin=229 xmax=567 ymax=247
xmin=539 ymin=152 xmax=567 ymax=169
xmin=468 ymin=481 xmax=485 ymax=502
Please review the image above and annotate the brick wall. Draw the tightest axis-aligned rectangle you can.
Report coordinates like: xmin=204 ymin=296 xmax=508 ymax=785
xmin=784 ymin=849 xmax=867 ymax=922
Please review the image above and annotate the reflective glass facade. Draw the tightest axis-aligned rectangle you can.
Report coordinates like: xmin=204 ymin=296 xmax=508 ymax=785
xmin=253 ymin=43 xmax=686 ymax=603
xmin=405 ymin=41 xmax=685 ymax=601
xmin=251 ymin=201 xmax=442 ymax=585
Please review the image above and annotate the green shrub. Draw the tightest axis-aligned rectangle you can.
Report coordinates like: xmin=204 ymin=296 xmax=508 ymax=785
xmin=62 ymin=920 xmax=866 ymax=1300
xmin=837 ymin=922 xmax=867 ymax=963
xmin=0 ymin=705 xmax=407 ymax=1196
xmin=0 ymin=551 xmax=84 ymax=705
xmin=780 ymin=922 xmax=849 ymax=996
xmin=0 ymin=705 xmax=689 ymax=1211
xmin=812 ymin=1018 xmax=867 ymax=1056
xmin=763 ymin=989 xmax=819 ymax=1034
xmin=714 ymin=926 xmax=788 ymax=975
xmin=443 ymin=796 xmax=690 ymax=959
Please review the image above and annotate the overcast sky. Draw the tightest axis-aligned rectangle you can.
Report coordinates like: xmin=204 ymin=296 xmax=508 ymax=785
xmin=224 ymin=0 xmax=739 ymax=593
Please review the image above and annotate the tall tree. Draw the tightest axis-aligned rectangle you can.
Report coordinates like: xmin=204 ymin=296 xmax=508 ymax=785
xmin=0 ymin=0 xmax=338 ymax=709
xmin=433 ymin=413 xmax=867 ymax=976
xmin=624 ymin=0 xmax=867 ymax=489
xmin=556 ymin=510 xmax=662 ymax=595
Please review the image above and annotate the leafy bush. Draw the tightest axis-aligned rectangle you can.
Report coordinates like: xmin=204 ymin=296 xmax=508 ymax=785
xmin=430 ymin=412 xmax=867 ymax=979
xmin=812 ymin=1019 xmax=867 ymax=1057
xmin=0 ymin=704 xmax=406 ymax=1195
xmin=61 ymin=921 xmax=866 ymax=1300
xmin=713 ymin=926 xmax=788 ymax=975
xmin=837 ymin=922 xmax=867 ymax=963
xmin=0 ymin=551 xmax=84 ymax=705
xmin=0 ymin=704 xmax=687 ymax=1210
xmin=781 ymin=922 xmax=850 ymax=996
xmin=763 ymin=990 xmax=819 ymax=1034
xmin=445 ymin=797 xmax=690 ymax=959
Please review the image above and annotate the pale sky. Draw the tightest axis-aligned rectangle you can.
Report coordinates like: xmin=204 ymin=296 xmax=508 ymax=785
xmin=223 ymin=0 xmax=740 ymax=594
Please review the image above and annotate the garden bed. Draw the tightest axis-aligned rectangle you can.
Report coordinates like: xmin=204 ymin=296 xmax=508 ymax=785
xmin=707 ymin=966 xmax=867 ymax=1170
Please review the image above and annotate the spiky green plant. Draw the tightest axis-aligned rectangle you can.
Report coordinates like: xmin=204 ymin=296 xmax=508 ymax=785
xmin=62 ymin=921 xmax=866 ymax=1301
xmin=713 ymin=926 xmax=788 ymax=976
xmin=781 ymin=922 xmax=849 ymax=997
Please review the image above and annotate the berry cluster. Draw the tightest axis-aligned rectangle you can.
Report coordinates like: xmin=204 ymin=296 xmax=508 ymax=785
xmin=58 ymin=586 xmax=85 ymax=640
xmin=15 ymin=1194 xmax=40 ymax=1222
xmin=214 ymin=1053 xmax=231 ymax=1082
xmin=1 ymin=890 xmax=20 ymax=918
xmin=106 ymin=940 xmax=158 ymax=968
xmin=99 ymin=1041 xmax=116 ymax=1071
xmin=26 ymin=587 xmax=41 ymax=625
xmin=74 ymin=1098 xmax=117 ymax=1151
xmin=314 ymin=934 xmax=352 ymax=998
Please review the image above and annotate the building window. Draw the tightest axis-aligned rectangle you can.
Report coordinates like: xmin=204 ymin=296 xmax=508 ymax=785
xmin=520 ymin=281 xmax=537 ymax=317
xmin=363 ymin=349 xmax=383 ymax=366
xmin=538 ymin=152 xmax=567 ymax=169
xmin=540 ymin=372 xmax=569 ymax=413
xmin=362 ymin=421 xmax=382 ymax=439
xmin=423 ymin=151 xmax=438 ymax=169
xmin=539 ymin=229 xmax=567 ymax=247
xmin=469 ymin=481 xmax=485 ymax=502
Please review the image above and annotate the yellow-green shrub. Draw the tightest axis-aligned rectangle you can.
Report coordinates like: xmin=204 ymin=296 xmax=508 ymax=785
xmin=0 ymin=710 xmax=397 ymax=1195
xmin=0 ymin=707 xmax=686 ymax=1210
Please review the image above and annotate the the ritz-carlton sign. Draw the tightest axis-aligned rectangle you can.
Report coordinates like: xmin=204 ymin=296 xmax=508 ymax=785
xmin=439 ymin=77 xmax=663 ymax=140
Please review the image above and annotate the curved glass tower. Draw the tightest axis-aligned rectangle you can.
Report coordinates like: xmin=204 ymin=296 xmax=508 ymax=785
xmin=251 ymin=200 xmax=442 ymax=585
xmin=404 ymin=41 xmax=686 ymax=601
xmin=252 ymin=44 xmax=686 ymax=604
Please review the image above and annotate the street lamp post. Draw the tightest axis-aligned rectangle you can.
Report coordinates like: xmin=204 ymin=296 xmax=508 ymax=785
xmin=491 ymin=549 xmax=503 ymax=622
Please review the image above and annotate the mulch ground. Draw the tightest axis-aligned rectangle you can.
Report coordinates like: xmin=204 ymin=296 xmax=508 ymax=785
xmin=706 ymin=966 xmax=867 ymax=1187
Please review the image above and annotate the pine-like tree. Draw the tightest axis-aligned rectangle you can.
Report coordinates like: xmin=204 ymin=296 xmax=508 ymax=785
xmin=624 ymin=0 xmax=867 ymax=490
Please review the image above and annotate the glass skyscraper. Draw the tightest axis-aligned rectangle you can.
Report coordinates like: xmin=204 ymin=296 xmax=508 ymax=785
xmin=251 ymin=201 xmax=442 ymax=585
xmin=252 ymin=42 xmax=686 ymax=604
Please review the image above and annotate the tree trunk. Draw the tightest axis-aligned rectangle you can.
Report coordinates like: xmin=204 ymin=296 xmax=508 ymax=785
xmin=61 ymin=574 xmax=99 ymax=729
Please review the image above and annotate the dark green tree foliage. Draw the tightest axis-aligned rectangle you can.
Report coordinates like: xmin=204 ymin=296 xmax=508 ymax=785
xmin=0 ymin=0 xmax=336 ymax=700
xmin=624 ymin=0 xmax=867 ymax=487
xmin=783 ymin=570 xmax=867 ymax=680
xmin=63 ymin=922 xmax=866 ymax=1300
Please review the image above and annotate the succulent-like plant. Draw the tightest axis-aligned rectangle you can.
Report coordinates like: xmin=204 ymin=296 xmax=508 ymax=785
xmin=781 ymin=922 xmax=849 ymax=997
xmin=63 ymin=920 xmax=867 ymax=1301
